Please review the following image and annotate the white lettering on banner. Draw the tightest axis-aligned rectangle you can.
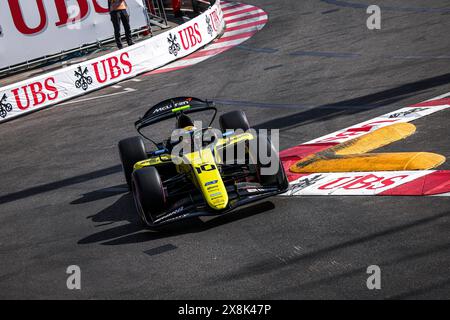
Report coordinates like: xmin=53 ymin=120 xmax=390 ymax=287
xmin=286 ymin=171 xmax=432 ymax=196
xmin=0 ymin=0 xmax=147 ymax=69
xmin=0 ymin=2 xmax=225 ymax=122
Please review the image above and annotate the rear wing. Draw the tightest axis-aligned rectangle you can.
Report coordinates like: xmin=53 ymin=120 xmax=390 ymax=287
xmin=135 ymin=97 xmax=217 ymax=132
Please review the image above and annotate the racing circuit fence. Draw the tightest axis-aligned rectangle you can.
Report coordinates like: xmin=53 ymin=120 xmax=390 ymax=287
xmin=0 ymin=0 xmax=224 ymax=123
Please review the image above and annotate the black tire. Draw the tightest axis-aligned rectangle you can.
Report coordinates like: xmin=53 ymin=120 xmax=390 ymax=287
xmin=132 ymin=167 xmax=166 ymax=226
xmin=249 ymin=134 xmax=289 ymax=189
xmin=118 ymin=136 xmax=147 ymax=189
xmin=219 ymin=110 xmax=250 ymax=132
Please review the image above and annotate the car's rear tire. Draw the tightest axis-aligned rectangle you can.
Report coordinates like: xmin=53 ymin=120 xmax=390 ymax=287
xmin=219 ymin=110 xmax=250 ymax=132
xmin=118 ymin=137 xmax=147 ymax=189
xmin=132 ymin=167 xmax=166 ymax=226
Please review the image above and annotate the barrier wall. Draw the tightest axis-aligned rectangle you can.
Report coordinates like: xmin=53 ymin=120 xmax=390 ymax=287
xmin=0 ymin=0 xmax=148 ymax=70
xmin=0 ymin=0 xmax=224 ymax=123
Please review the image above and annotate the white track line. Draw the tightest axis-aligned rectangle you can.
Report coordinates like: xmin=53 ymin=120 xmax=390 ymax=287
xmin=58 ymin=88 xmax=136 ymax=106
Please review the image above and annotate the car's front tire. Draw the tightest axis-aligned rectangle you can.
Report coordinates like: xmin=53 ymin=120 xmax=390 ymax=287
xmin=250 ymin=134 xmax=289 ymax=190
xmin=132 ymin=167 xmax=166 ymax=226
xmin=118 ymin=136 xmax=147 ymax=189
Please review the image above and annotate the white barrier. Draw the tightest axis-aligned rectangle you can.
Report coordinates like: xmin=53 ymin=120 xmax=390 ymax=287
xmin=0 ymin=0 xmax=148 ymax=70
xmin=0 ymin=0 xmax=224 ymax=122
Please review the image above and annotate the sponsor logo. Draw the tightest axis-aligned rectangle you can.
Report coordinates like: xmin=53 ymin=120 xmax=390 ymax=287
xmin=210 ymin=192 xmax=221 ymax=197
xmin=168 ymin=33 xmax=181 ymax=56
xmin=174 ymin=98 xmax=192 ymax=108
xmin=205 ymin=180 xmax=218 ymax=186
xmin=388 ymin=108 xmax=428 ymax=118
xmin=153 ymin=105 xmax=172 ymax=114
xmin=7 ymin=0 xmax=109 ymax=35
xmin=74 ymin=66 xmax=93 ymax=91
xmin=318 ymin=174 xmax=409 ymax=191
xmin=289 ymin=174 xmax=324 ymax=195
xmin=177 ymin=23 xmax=202 ymax=51
xmin=152 ymin=99 xmax=192 ymax=114
xmin=208 ymin=8 xmax=221 ymax=33
xmin=11 ymin=77 xmax=58 ymax=110
xmin=247 ymin=188 xmax=265 ymax=193
xmin=206 ymin=15 xmax=213 ymax=36
xmin=0 ymin=93 xmax=13 ymax=118
xmin=163 ymin=206 xmax=184 ymax=219
xmin=91 ymin=52 xmax=132 ymax=84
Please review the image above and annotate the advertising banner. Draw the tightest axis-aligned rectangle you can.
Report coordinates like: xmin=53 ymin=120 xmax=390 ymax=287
xmin=0 ymin=1 xmax=225 ymax=122
xmin=0 ymin=0 xmax=148 ymax=69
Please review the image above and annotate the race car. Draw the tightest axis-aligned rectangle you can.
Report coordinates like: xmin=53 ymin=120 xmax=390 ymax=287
xmin=118 ymin=97 xmax=289 ymax=228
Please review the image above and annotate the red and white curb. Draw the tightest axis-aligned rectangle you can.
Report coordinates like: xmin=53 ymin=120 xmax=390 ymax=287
xmin=145 ymin=1 xmax=268 ymax=75
xmin=280 ymin=94 xmax=450 ymax=196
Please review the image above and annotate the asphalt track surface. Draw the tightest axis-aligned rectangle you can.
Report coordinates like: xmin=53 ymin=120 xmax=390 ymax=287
xmin=0 ymin=0 xmax=449 ymax=299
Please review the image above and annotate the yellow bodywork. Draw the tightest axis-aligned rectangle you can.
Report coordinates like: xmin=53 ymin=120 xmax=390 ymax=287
xmin=181 ymin=149 xmax=228 ymax=210
xmin=133 ymin=131 xmax=255 ymax=211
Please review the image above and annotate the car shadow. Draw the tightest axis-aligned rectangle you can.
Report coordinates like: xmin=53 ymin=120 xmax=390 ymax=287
xmin=70 ymin=184 xmax=128 ymax=205
xmin=76 ymin=187 xmax=276 ymax=246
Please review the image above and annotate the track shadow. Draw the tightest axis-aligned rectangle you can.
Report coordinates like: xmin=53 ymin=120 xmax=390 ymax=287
xmin=0 ymin=165 xmax=122 ymax=205
xmin=70 ymin=184 xmax=128 ymax=204
xmin=77 ymin=191 xmax=275 ymax=245
xmin=214 ymin=210 xmax=450 ymax=282
xmin=259 ymin=242 xmax=450 ymax=299
xmin=254 ymin=72 xmax=450 ymax=131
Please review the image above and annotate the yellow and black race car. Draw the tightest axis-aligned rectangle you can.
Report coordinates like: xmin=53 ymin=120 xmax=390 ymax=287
xmin=118 ymin=97 xmax=288 ymax=229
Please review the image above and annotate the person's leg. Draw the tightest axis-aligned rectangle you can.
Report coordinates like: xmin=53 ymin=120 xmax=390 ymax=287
xmin=172 ymin=0 xmax=182 ymax=17
xmin=120 ymin=10 xmax=134 ymax=46
xmin=110 ymin=11 xmax=123 ymax=49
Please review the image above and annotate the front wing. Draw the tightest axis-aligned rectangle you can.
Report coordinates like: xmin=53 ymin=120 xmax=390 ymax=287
xmin=150 ymin=184 xmax=285 ymax=227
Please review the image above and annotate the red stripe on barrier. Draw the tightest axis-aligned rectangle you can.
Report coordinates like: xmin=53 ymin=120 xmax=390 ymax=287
xmin=182 ymin=45 xmax=234 ymax=59
xmin=380 ymin=171 xmax=450 ymax=196
xmin=215 ymin=31 xmax=257 ymax=43
xmin=145 ymin=66 xmax=186 ymax=75
xmin=225 ymin=19 xmax=268 ymax=32
xmin=224 ymin=7 xmax=260 ymax=18
xmin=221 ymin=3 xmax=248 ymax=12
xmin=225 ymin=11 xmax=267 ymax=24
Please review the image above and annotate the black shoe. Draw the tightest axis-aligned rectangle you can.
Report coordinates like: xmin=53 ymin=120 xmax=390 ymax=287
xmin=127 ymin=41 xmax=135 ymax=46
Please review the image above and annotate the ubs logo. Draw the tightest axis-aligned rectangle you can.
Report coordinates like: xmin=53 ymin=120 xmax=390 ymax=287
xmin=168 ymin=33 xmax=181 ymax=57
xmin=0 ymin=93 xmax=13 ymax=118
xmin=74 ymin=66 xmax=93 ymax=91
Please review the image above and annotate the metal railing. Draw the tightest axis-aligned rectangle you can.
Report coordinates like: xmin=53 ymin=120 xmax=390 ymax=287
xmin=0 ymin=0 xmax=216 ymax=78
xmin=146 ymin=0 xmax=169 ymax=29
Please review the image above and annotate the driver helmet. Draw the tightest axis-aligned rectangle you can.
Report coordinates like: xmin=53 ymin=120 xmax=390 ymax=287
xmin=177 ymin=114 xmax=195 ymax=131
